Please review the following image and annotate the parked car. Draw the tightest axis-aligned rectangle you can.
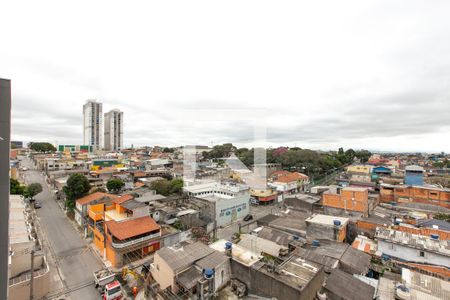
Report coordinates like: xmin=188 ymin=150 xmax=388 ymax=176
xmin=33 ymin=201 xmax=42 ymax=209
xmin=243 ymin=214 xmax=253 ymax=222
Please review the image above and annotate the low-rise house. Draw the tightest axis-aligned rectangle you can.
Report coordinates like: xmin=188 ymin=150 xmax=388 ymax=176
xmin=257 ymin=211 xmax=310 ymax=237
xmin=151 ymin=242 xmax=216 ymax=293
xmin=295 ymin=240 xmax=371 ymax=275
xmin=283 ymin=193 xmax=321 ymax=213
xmin=347 ymin=164 xmax=373 ymax=175
xmin=75 ymin=192 xmax=117 ymax=229
xmin=380 ymin=184 xmax=450 ymax=209
xmin=305 ymin=214 xmax=349 ymax=242
xmin=269 ymin=171 xmax=309 ymax=199
xmin=322 ymin=187 xmax=371 ymax=217
xmin=210 ymin=239 xmax=323 ymax=300
xmin=185 ymin=181 xmax=250 ymax=227
xmin=88 ymin=195 xmax=161 ymax=267
xmin=385 ymin=268 xmax=450 ymax=300
xmin=323 ymin=269 xmax=375 ymax=300
xmin=375 ymin=227 xmax=450 ymax=268
xmin=103 ymin=216 xmax=161 ymax=267
xmin=405 ymin=165 xmax=425 ymax=186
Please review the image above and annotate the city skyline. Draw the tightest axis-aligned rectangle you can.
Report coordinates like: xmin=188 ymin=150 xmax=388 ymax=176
xmin=2 ymin=1 xmax=450 ymax=152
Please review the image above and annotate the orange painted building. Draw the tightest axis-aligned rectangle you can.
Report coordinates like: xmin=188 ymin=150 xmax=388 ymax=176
xmin=322 ymin=187 xmax=370 ymax=217
xmin=88 ymin=195 xmax=161 ymax=268
xmin=380 ymin=185 xmax=450 ymax=209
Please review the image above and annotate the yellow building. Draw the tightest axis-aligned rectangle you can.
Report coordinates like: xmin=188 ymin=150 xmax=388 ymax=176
xmin=346 ymin=165 xmax=373 ymax=174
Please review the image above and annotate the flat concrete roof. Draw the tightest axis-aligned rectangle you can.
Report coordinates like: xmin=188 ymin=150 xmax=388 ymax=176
xmin=210 ymin=239 xmax=261 ymax=267
xmin=306 ymin=214 xmax=349 ymax=226
xmin=9 ymin=195 xmax=30 ymax=245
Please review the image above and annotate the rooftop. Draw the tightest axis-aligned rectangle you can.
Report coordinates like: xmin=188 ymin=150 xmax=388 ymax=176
xmin=195 ymin=251 xmax=229 ymax=270
xmin=9 ymin=195 xmax=30 ymax=245
xmin=238 ymin=234 xmax=288 ymax=258
xmin=375 ymin=227 xmax=450 ymax=256
xmin=402 ymin=268 xmax=450 ymax=299
xmin=105 ymin=216 xmax=160 ymax=240
xmin=256 ymin=255 xmax=321 ymax=291
xmin=306 ymin=214 xmax=349 ymax=227
xmin=324 ymin=269 xmax=375 ymax=300
xmin=157 ymin=242 xmax=215 ymax=272
xmin=76 ymin=192 xmax=117 ymax=205
xmin=210 ymin=239 xmax=261 ymax=267
xmin=184 ymin=181 xmax=249 ymax=195
xmin=120 ymin=199 xmax=148 ymax=210
xmin=176 ymin=266 xmax=202 ymax=290
xmin=113 ymin=194 xmax=134 ymax=205
xmin=256 ymin=226 xmax=297 ymax=247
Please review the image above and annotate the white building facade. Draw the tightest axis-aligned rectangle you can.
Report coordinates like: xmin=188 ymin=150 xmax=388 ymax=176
xmin=376 ymin=228 xmax=450 ymax=268
xmin=184 ymin=182 xmax=250 ymax=227
xmin=83 ymin=100 xmax=103 ymax=150
xmin=104 ymin=109 xmax=124 ymax=152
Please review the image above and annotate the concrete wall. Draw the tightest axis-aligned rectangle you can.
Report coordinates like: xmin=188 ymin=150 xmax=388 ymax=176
xmin=162 ymin=229 xmax=192 ymax=248
xmin=306 ymin=222 xmax=346 ymax=242
xmin=151 ymin=252 xmax=175 ymax=291
xmin=10 ymin=252 xmax=44 ymax=278
xmin=323 ymin=189 xmax=369 ymax=216
xmin=378 ymin=240 xmax=450 ymax=268
xmin=215 ymin=192 xmax=249 ymax=227
xmin=213 ymin=258 xmax=231 ymax=291
xmin=9 ymin=266 xmax=50 ymax=300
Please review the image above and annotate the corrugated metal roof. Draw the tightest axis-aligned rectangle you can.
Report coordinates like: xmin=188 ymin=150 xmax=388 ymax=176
xmin=157 ymin=242 xmax=215 ymax=272
xmin=375 ymin=227 xmax=450 ymax=256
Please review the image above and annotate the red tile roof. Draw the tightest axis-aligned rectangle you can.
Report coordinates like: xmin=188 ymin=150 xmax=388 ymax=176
xmin=134 ymin=181 xmax=145 ymax=188
xmin=273 ymin=171 xmax=308 ymax=183
xmin=113 ymin=194 xmax=134 ymax=205
xmin=106 ymin=216 xmax=160 ymax=240
xmin=76 ymin=192 xmax=117 ymax=206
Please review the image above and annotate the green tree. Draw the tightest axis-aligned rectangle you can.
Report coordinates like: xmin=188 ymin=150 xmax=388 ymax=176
xmin=203 ymin=143 xmax=236 ymax=160
xmin=28 ymin=142 xmax=56 ymax=153
xmin=355 ymin=150 xmax=372 ymax=163
xmin=150 ymin=179 xmax=171 ymax=196
xmin=169 ymin=178 xmax=184 ymax=194
xmin=23 ymin=183 xmax=43 ymax=200
xmin=10 ymin=178 xmax=25 ymax=195
xmin=63 ymin=173 xmax=91 ymax=211
xmin=106 ymin=178 xmax=125 ymax=193
xmin=150 ymin=178 xmax=184 ymax=196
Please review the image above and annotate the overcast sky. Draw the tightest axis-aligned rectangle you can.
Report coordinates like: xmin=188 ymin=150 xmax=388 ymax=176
xmin=1 ymin=1 xmax=450 ymax=153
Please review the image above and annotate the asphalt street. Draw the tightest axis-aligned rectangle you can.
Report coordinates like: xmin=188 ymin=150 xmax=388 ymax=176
xmin=21 ymin=157 xmax=103 ymax=300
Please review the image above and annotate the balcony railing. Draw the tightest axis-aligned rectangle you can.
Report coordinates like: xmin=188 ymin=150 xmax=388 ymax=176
xmin=111 ymin=232 xmax=160 ymax=249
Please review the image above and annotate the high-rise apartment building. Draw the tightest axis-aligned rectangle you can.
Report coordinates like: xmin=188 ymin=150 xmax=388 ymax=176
xmin=104 ymin=109 xmax=123 ymax=151
xmin=83 ymin=100 xmax=103 ymax=150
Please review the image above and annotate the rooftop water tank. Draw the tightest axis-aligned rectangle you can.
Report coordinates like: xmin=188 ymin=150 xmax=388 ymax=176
xmin=333 ymin=220 xmax=341 ymax=226
xmin=225 ymin=241 xmax=232 ymax=250
xmin=204 ymin=268 xmax=214 ymax=279
xmin=312 ymin=240 xmax=320 ymax=247
xmin=431 ymin=234 xmax=439 ymax=240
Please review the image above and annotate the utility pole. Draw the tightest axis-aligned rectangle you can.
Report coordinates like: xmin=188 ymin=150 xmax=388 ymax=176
xmin=30 ymin=249 xmax=35 ymax=300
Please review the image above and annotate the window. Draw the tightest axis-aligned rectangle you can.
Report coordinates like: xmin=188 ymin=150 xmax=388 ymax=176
xmin=156 ymin=264 xmax=159 ymax=271
xmin=420 ymin=251 xmax=425 ymax=257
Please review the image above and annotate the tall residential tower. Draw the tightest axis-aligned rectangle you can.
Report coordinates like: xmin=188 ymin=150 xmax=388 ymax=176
xmin=104 ymin=109 xmax=123 ymax=151
xmin=83 ymin=100 xmax=103 ymax=150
